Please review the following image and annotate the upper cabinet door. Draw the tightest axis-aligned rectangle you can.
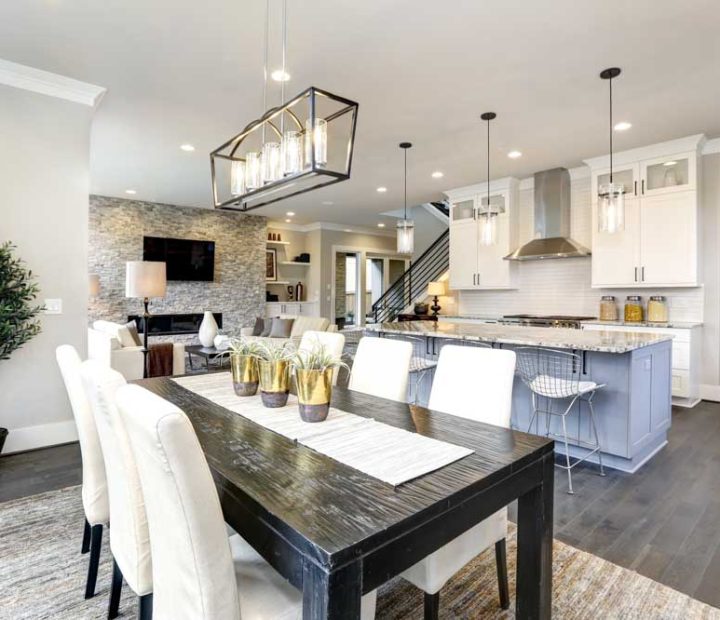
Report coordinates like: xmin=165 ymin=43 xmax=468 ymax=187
xmin=448 ymin=220 xmax=478 ymax=290
xmin=591 ymin=198 xmax=641 ymax=287
xmin=639 ymin=192 xmax=697 ymax=285
xmin=477 ymin=192 xmax=513 ymax=288
xmin=449 ymin=198 xmax=476 ymax=223
xmin=591 ymin=164 xmax=639 ymax=203
xmin=640 ymin=152 xmax=696 ymax=197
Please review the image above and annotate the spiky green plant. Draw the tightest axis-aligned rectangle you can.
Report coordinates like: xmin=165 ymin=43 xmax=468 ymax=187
xmin=255 ymin=339 xmax=296 ymax=362
xmin=227 ymin=337 xmax=265 ymax=356
xmin=292 ymin=345 xmax=349 ymax=372
xmin=0 ymin=242 xmax=44 ymax=361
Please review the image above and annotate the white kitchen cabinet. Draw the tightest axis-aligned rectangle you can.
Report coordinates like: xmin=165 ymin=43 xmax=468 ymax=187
xmin=581 ymin=322 xmax=701 ymax=407
xmin=585 ymin=134 xmax=704 ymax=288
xmin=265 ymin=301 xmax=319 ymax=317
xmin=445 ymin=178 xmax=518 ymax=291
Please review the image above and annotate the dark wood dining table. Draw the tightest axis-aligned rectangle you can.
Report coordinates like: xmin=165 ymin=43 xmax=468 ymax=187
xmin=140 ymin=376 xmax=555 ymax=619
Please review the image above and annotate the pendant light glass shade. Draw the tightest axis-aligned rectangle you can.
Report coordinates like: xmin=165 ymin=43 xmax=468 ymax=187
xmin=479 ymin=111 xmax=497 ymax=246
xmin=304 ymin=118 xmax=328 ymax=168
xmin=282 ymin=130 xmax=302 ymax=176
xmin=230 ymin=160 xmax=246 ymax=196
xmin=397 ymin=219 xmax=414 ymax=255
xmin=261 ymin=142 xmax=282 ymax=184
xmin=478 ymin=213 xmax=497 ymax=246
xmin=598 ymin=182 xmax=625 ymax=233
xmin=245 ymin=152 xmax=262 ymax=190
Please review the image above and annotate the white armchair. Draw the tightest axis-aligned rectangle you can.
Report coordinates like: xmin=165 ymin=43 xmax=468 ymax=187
xmin=88 ymin=321 xmax=185 ymax=380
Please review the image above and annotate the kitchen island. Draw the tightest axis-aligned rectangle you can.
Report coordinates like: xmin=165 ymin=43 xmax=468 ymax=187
xmin=365 ymin=321 xmax=674 ymax=473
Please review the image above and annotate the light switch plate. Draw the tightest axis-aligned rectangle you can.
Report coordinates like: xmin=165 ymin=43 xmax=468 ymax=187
xmin=44 ymin=298 xmax=63 ymax=314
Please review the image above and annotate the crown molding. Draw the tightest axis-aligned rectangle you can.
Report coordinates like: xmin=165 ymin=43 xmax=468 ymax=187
xmin=267 ymin=220 xmax=395 ymax=237
xmin=703 ymin=137 xmax=720 ymax=155
xmin=0 ymin=58 xmax=106 ymax=107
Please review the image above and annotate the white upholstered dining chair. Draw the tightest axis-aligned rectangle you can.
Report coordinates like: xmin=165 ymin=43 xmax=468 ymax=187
xmin=115 ymin=384 xmax=378 ymax=620
xmin=298 ymin=330 xmax=346 ymax=385
xmin=401 ymin=344 xmax=516 ymax=619
xmin=55 ymin=345 xmax=109 ymax=600
xmin=80 ymin=361 xmax=153 ymax=619
xmin=348 ymin=336 xmax=413 ymax=402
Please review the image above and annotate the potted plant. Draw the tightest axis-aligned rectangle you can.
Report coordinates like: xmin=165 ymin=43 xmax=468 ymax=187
xmin=0 ymin=242 xmax=44 ymax=453
xmin=227 ymin=338 xmax=263 ymax=396
xmin=256 ymin=340 xmax=294 ymax=407
xmin=292 ymin=346 xmax=348 ymax=423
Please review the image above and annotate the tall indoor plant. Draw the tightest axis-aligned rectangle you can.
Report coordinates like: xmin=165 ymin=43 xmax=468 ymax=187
xmin=0 ymin=242 xmax=44 ymax=453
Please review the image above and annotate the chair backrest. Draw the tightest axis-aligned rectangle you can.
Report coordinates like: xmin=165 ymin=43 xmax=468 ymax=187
xmin=116 ymin=384 xmax=240 ymax=620
xmin=428 ymin=345 xmax=516 ymax=427
xmin=55 ymin=345 xmax=109 ymax=526
xmin=515 ymin=347 xmax=582 ymax=398
xmin=298 ymin=330 xmax=346 ymax=385
xmin=349 ymin=337 xmax=412 ymax=402
xmin=80 ymin=360 xmax=152 ymax=596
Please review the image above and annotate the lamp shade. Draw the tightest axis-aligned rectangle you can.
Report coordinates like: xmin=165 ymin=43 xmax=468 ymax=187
xmin=125 ymin=261 xmax=167 ymax=299
xmin=427 ymin=281 xmax=446 ymax=296
xmin=88 ymin=274 xmax=100 ymax=297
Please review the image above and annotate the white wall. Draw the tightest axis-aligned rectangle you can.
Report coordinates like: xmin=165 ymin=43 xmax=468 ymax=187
xmin=0 ymin=84 xmax=94 ymax=453
xmin=410 ymin=204 xmax=447 ymax=261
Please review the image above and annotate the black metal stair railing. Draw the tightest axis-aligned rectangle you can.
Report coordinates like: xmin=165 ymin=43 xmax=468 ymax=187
xmin=371 ymin=229 xmax=449 ymax=324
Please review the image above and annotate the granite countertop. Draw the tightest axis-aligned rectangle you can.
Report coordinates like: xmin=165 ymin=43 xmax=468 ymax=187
xmin=581 ymin=319 xmax=703 ymax=329
xmin=365 ymin=321 xmax=674 ymax=353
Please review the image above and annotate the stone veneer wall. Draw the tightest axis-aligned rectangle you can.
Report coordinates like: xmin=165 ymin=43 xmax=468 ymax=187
xmin=88 ymin=195 xmax=266 ymax=338
xmin=334 ymin=252 xmax=347 ymax=319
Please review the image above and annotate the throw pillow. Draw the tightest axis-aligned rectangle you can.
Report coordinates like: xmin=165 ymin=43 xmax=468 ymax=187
xmin=260 ymin=318 xmax=274 ymax=337
xmin=252 ymin=317 xmax=265 ymax=337
xmin=116 ymin=324 xmax=138 ymax=348
xmin=269 ymin=318 xmax=295 ymax=339
xmin=125 ymin=321 xmax=143 ymax=346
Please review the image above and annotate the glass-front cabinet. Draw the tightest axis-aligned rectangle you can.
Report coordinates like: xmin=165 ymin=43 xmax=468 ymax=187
xmin=591 ymin=164 xmax=639 ymax=200
xmin=450 ymin=198 xmax=476 ymax=223
xmin=640 ymin=153 xmax=696 ymax=196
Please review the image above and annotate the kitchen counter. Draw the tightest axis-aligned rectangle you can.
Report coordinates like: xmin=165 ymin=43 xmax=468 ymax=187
xmin=581 ymin=319 xmax=703 ymax=329
xmin=366 ymin=321 xmax=673 ymax=354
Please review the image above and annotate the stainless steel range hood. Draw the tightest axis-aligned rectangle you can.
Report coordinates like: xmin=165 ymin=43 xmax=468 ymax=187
xmin=505 ymin=167 xmax=590 ymax=261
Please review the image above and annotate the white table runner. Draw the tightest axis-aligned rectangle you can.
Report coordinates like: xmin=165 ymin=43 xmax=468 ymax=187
xmin=172 ymin=372 xmax=473 ymax=486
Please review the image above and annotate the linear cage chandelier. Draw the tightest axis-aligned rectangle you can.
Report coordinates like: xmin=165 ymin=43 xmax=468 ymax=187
xmin=210 ymin=87 xmax=358 ymax=211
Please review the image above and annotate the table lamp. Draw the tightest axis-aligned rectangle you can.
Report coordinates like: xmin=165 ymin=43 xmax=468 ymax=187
xmin=88 ymin=274 xmax=101 ymax=298
xmin=427 ymin=281 xmax=446 ymax=316
xmin=125 ymin=261 xmax=167 ymax=378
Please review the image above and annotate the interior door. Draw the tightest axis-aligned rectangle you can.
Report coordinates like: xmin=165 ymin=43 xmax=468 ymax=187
xmin=640 ymin=191 xmax=697 ymax=285
xmin=449 ymin=220 xmax=478 ymax=289
xmin=591 ymin=198 xmax=640 ymax=287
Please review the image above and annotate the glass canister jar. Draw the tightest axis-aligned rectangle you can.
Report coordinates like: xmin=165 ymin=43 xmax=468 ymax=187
xmin=599 ymin=296 xmax=618 ymax=321
xmin=647 ymin=296 xmax=668 ymax=323
xmin=624 ymin=296 xmax=644 ymax=323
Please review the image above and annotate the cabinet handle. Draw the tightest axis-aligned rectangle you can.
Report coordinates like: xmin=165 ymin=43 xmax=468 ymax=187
xmin=641 ymin=266 xmax=645 ymax=282
xmin=634 ymin=180 xmax=637 ymax=196
xmin=641 ymin=179 xmax=645 ymax=194
xmin=473 ymin=274 xmax=476 ymax=285
xmin=634 ymin=267 xmax=638 ymax=282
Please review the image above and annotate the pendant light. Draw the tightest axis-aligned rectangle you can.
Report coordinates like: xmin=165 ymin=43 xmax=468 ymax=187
xmin=397 ymin=142 xmax=414 ymax=255
xmin=598 ymin=67 xmax=625 ymax=234
xmin=479 ymin=112 xmax=497 ymax=246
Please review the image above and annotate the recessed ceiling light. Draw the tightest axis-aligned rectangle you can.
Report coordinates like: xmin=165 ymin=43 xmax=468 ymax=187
xmin=125 ymin=189 xmax=137 ymax=195
xmin=271 ymin=69 xmax=291 ymax=82
xmin=664 ymin=161 xmax=677 ymax=167
xmin=431 ymin=171 xmax=444 ymax=179
xmin=376 ymin=186 xmax=387 ymax=193
xmin=507 ymin=150 xmax=522 ymax=159
xmin=377 ymin=223 xmax=385 ymax=228
xmin=286 ymin=211 xmax=295 ymax=216
xmin=614 ymin=121 xmax=632 ymax=132
xmin=322 ymin=200 xmax=334 ymax=205
xmin=344 ymin=229 xmax=352 ymax=233
xmin=285 ymin=218 xmax=292 ymax=223
xmin=180 ymin=144 xmax=195 ymax=152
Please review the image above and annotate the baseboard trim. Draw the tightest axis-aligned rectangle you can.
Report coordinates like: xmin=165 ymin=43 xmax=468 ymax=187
xmin=700 ymin=384 xmax=720 ymax=403
xmin=2 ymin=420 xmax=78 ymax=455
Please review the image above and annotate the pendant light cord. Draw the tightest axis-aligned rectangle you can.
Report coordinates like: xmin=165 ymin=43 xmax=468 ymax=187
xmin=280 ymin=0 xmax=287 ymax=129
xmin=262 ymin=0 xmax=269 ymax=143
xmin=404 ymin=147 xmax=408 ymax=220
xmin=486 ymin=117 xmax=490 ymax=214
xmin=609 ymin=74 xmax=613 ymax=183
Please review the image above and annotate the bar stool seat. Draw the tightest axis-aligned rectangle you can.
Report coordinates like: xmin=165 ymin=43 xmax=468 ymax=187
xmin=529 ymin=375 xmax=599 ymax=398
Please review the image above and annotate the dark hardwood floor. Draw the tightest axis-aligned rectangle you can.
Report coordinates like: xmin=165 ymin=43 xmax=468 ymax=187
xmin=1 ymin=401 xmax=719 ymax=609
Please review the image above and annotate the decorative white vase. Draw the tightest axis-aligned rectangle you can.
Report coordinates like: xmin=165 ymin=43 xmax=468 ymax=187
xmin=198 ymin=311 xmax=218 ymax=347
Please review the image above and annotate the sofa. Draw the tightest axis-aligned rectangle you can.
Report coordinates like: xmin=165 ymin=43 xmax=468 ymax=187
xmin=234 ymin=315 xmax=337 ymax=348
xmin=88 ymin=320 xmax=185 ymax=380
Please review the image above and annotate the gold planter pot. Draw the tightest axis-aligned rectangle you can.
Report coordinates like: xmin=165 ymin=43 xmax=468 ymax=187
xmin=295 ymin=368 xmax=333 ymax=422
xmin=230 ymin=353 xmax=259 ymax=397
xmin=258 ymin=359 xmax=290 ymax=407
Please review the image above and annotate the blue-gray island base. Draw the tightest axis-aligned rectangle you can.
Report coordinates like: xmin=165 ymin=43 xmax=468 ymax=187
xmin=366 ymin=322 xmax=673 ymax=473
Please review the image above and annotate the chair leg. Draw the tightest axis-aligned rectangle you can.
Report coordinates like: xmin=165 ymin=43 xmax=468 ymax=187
xmin=495 ymin=539 xmax=510 ymax=610
xmin=139 ymin=593 xmax=153 ymax=620
xmin=587 ymin=397 xmax=606 ymax=476
xmin=423 ymin=592 xmax=439 ymax=620
xmin=81 ymin=518 xmax=91 ymax=554
xmin=108 ymin=558 xmax=123 ymax=619
xmin=84 ymin=524 xmax=103 ymax=599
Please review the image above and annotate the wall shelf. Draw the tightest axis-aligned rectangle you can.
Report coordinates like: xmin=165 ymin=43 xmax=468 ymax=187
xmin=267 ymin=240 xmax=290 ymax=245
xmin=266 ymin=280 xmax=291 ymax=285
xmin=279 ymin=261 xmax=312 ymax=266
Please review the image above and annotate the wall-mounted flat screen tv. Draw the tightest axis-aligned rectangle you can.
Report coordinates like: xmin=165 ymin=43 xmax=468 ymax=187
xmin=143 ymin=236 xmax=215 ymax=282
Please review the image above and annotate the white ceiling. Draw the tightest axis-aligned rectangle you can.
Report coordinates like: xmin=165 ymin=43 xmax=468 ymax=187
xmin=1 ymin=0 xmax=719 ymax=226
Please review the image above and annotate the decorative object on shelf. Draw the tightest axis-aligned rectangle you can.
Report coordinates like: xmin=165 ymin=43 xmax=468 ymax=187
xmin=228 ymin=338 xmax=263 ymax=396
xmin=287 ymin=285 xmax=294 ymax=300
xmin=413 ymin=302 xmax=429 ymax=316
xmin=427 ymin=281 xmax=446 ymax=315
xmin=479 ymin=112 xmax=498 ymax=246
xmin=125 ymin=261 xmax=167 ymax=379
xmin=664 ymin=166 xmax=678 ymax=187
xmin=647 ymin=296 xmax=668 ymax=323
xmin=599 ymin=295 xmax=619 ymax=321
xmin=266 ymin=248 xmax=278 ymax=281
xmin=210 ymin=0 xmax=358 ymax=211
xmin=624 ymin=295 xmax=644 ymax=323
xmin=598 ymin=67 xmax=625 ymax=234
xmin=88 ymin=274 xmax=100 ymax=298
xmin=198 ymin=311 xmax=219 ymax=347
xmin=295 ymin=281 xmax=304 ymax=301
xmin=293 ymin=346 xmax=348 ymax=422
xmin=397 ymin=142 xmax=414 ymax=255
xmin=294 ymin=252 xmax=310 ymax=263
xmin=257 ymin=341 xmax=294 ymax=407
xmin=0 ymin=242 xmax=44 ymax=453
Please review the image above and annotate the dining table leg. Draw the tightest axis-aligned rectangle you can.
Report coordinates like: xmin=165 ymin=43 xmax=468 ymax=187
xmin=516 ymin=451 xmax=554 ymax=619
xmin=302 ymin=558 xmax=362 ymax=619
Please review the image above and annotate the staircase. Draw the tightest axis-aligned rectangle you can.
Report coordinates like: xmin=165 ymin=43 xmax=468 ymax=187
xmin=371 ymin=228 xmax=450 ymax=323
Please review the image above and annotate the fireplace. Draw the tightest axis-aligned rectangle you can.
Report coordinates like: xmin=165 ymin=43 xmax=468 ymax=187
xmin=128 ymin=312 xmax=223 ymax=336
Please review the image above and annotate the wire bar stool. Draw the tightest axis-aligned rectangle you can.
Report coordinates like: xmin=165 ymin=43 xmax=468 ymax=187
xmin=515 ymin=346 xmax=605 ymax=494
xmin=383 ymin=333 xmax=437 ymax=404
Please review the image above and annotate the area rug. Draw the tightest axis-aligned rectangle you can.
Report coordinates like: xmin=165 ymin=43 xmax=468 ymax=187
xmin=0 ymin=486 xmax=718 ymax=619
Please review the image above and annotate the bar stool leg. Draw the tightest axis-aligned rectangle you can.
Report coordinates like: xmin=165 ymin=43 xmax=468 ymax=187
xmin=560 ymin=414 xmax=574 ymax=495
